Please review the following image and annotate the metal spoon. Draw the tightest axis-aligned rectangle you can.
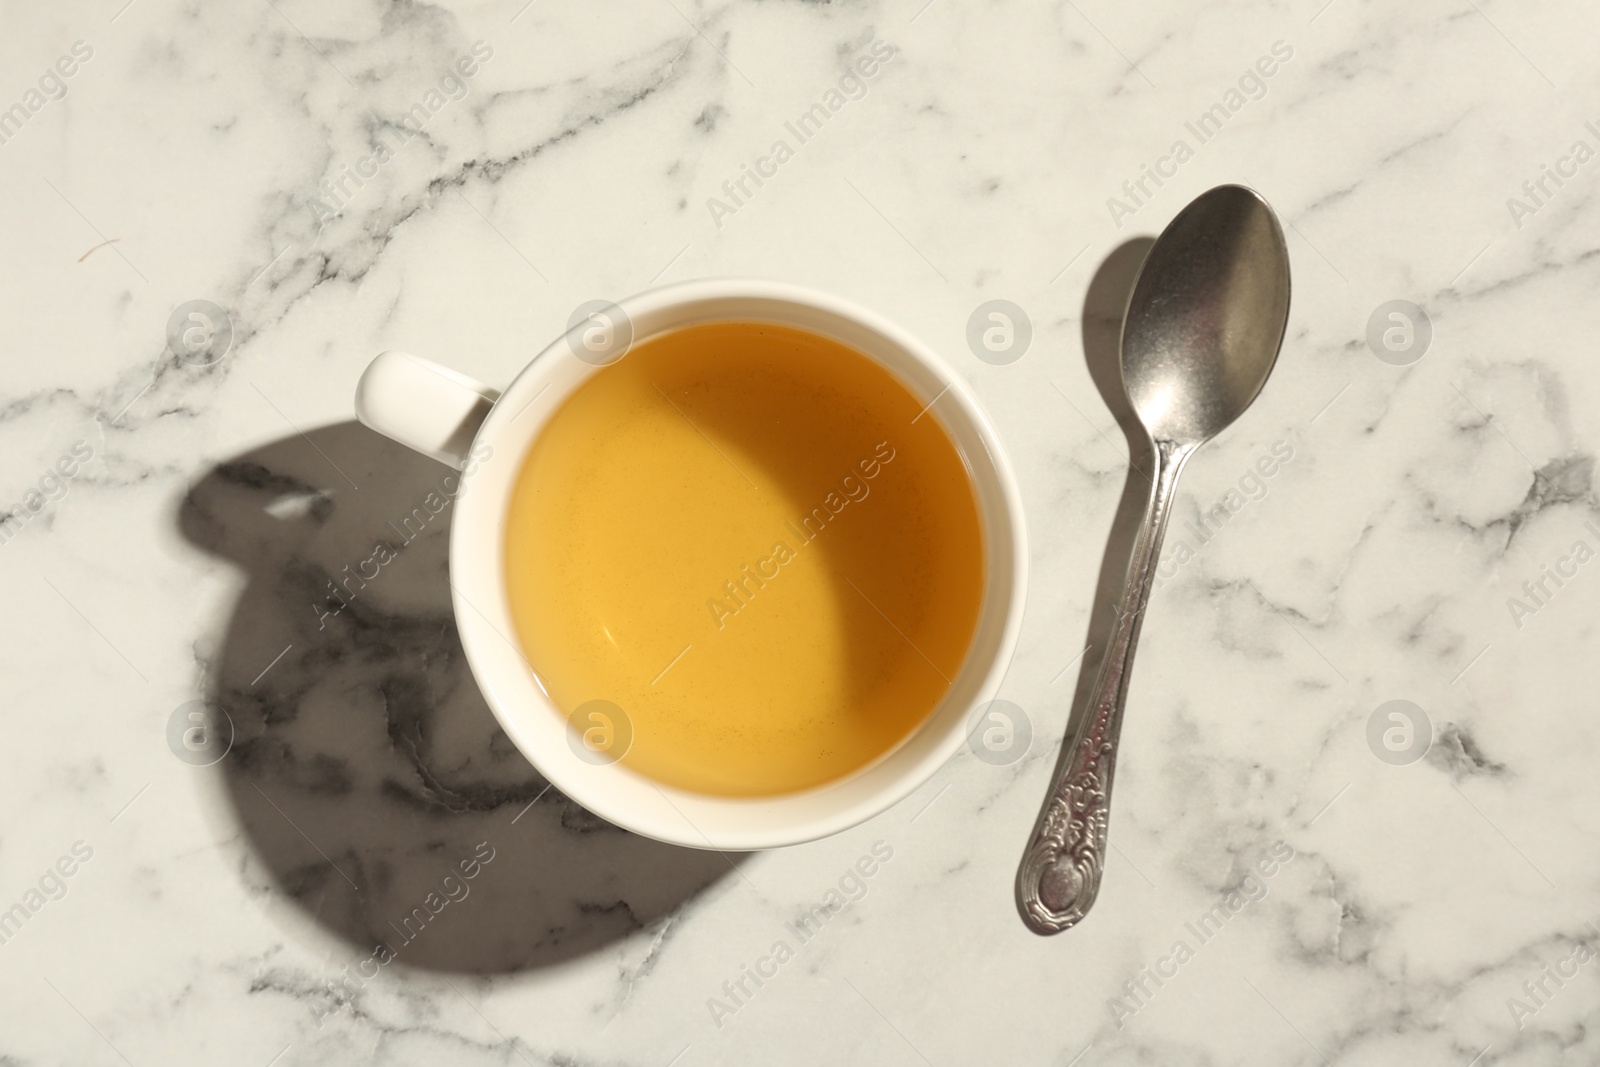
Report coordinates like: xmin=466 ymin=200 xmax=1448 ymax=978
xmin=1017 ymin=184 xmax=1291 ymax=934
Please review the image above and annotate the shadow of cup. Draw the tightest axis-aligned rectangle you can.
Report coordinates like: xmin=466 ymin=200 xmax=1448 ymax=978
xmin=176 ymin=421 xmax=742 ymax=978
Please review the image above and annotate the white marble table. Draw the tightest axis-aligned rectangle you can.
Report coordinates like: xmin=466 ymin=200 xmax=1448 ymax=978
xmin=2 ymin=0 xmax=1596 ymax=1063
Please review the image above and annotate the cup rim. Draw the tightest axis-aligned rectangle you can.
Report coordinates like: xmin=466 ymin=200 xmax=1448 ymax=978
xmin=448 ymin=278 xmax=1028 ymax=850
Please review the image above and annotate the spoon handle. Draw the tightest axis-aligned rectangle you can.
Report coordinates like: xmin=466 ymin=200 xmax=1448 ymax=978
xmin=1017 ymin=440 xmax=1190 ymax=933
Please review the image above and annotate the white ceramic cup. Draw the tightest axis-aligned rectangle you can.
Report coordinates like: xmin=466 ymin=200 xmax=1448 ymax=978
xmin=355 ymin=279 xmax=1027 ymax=850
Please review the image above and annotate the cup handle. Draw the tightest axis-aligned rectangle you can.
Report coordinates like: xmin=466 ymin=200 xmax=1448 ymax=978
xmin=355 ymin=351 xmax=501 ymax=469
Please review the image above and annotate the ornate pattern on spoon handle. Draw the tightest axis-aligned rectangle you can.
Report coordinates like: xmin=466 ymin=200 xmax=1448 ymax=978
xmin=1017 ymin=442 xmax=1189 ymax=934
xmin=1017 ymin=704 xmax=1115 ymax=931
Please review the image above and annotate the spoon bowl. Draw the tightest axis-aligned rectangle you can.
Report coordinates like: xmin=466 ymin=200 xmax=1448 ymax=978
xmin=1121 ymin=185 xmax=1290 ymax=446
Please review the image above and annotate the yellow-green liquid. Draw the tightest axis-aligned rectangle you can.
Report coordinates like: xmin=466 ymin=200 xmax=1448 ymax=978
xmin=504 ymin=321 xmax=985 ymax=795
